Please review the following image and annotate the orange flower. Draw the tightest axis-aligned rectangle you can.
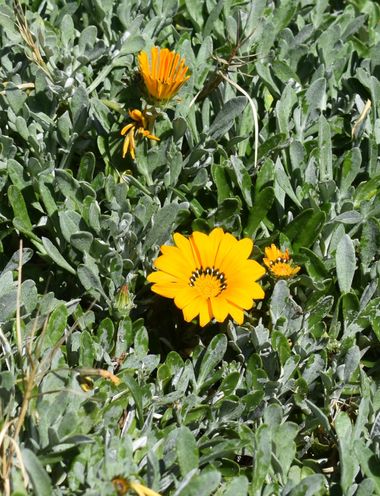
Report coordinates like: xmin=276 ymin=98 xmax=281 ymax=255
xmin=121 ymin=109 xmax=159 ymax=159
xmin=147 ymin=228 xmax=265 ymax=327
xmin=263 ymin=244 xmax=300 ymax=279
xmin=138 ymin=47 xmax=190 ymax=101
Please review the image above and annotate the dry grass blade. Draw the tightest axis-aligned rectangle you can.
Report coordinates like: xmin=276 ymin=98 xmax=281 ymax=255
xmin=15 ymin=240 xmax=23 ymax=357
xmin=351 ymin=99 xmax=371 ymax=140
xmin=13 ymin=0 xmax=52 ymax=79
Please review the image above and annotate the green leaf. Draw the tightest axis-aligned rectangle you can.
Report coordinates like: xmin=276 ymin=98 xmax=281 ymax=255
xmin=300 ymin=247 xmax=329 ymax=281
xmin=340 ymin=147 xmax=362 ymax=193
xmin=360 ymin=217 xmax=380 ymax=268
xmin=59 ymin=211 xmax=82 ymax=243
xmin=343 ymin=344 xmax=360 ymax=382
xmin=184 ymin=0 xmax=204 ymax=30
xmin=203 ymin=0 xmax=224 ymax=37
xmin=252 ymin=424 xmax=272 ymax=493
xmin=305 ymin=77 xmax=326 ymax=114
xmin=22 ymin=448 xmax=52 ymax=496
xmin=8 ymin=185 xmax=32 ymax=231
xmin=222 ymin=476 xmax=248 ymax=496
xmin=354 ymin=175 xmax=380 ymax=207
xmin=230 ymin=156 xmax=253 ymax=208
xmin=144 ymin=203 xmax=186 ymax=250
xmin=244 ymin=187 xmax=274 ymax=237
xmin=212 ymin=164 xmax=232 ymax=203
xmin=176 ymin=426 xmax=199 ymax=475
xmin=318 ymin=115 xmax=333 ymax=181
xmin=179 ymin=471 xmax=221 ymax=496
xmin=354 ymin=440 xmax=380 ymax=493
xmin=55 ymin=169 xmax=82 ymax=204
xmin=335 ymin=412 xmax=358 ymax=493
xmin=284 ymin=209 xmax=326 ymax=252
xmin=77 ymin=264 xmax=107 ymax=299
xmin=196 ymin=334 xmax=227 ymax=391
xmin=289 ymin=474 xmax=327 ymax=496
xmin=70 ymin=232 xmax=94 ymax=253
xmin=303 ymin=401 xmax=330 ymax=434
xmin=41 ymin=237 xmax=76 ymax=275
xmin=273 ymin=422 xmax=299 ymax=478
xmin=336 ymin=234 xmax=356 ymax=294
xmin=38 ymin=176 xmax=58 ymax=216
xmin=275 ymin=159 xmax=302 ymax=208
xmin=208 ymin=97 xmax=247 ymax=140
xmin=78 ymin=152 xmax=96 ymax=182
xmin=120 ymin=374 xmax=144 ymax=428
xmin=276 ymin=83 xmax=298 ymax=136
xmin=79 ymin=330 xmax=96 ymax=366
xmin=40 ymin=304 xmax=68 ymax=352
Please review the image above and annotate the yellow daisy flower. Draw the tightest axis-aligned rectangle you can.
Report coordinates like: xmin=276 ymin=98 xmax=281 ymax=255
xmin=138 ymin=47 xmax=190 ymax=101
xmin=121 ymin=109 xmax=159 ymax=159
xmin=147 ymin=228 xmax=266 ymax=327
xmin=263 ymin=244 xmax=300 ymax=279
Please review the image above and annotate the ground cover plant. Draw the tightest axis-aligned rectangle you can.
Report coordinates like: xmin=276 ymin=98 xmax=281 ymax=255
xmin=1 ymin=0 xmax=380 ymax=494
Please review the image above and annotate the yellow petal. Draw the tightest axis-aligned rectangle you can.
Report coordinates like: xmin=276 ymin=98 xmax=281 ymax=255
xmin=228 ymin=260 xmax=266 ymax=285
xmin=191 ymin=231 xmax=215 ymax=268
xmin=122 ymin=134 xmax=130 ymax=158
xmin=155 ymin=247 xmax=193 ymax=281
xmin=217 ymin=237 xmax=253 ymax=275
xmin=174 ymin=286 xmax=198 ymax=309
xmin=150 ymin=283 xmax=177 ymax=299
xmin=182 ymin=296 xmax=203 ymax=322
xmin=224 ymin=288 xmax=255 ymax=309
xmin=214 ymin=232 xmax=238 ymax=271
xmin=210 ymin=296 xmax=229 ymax=323
xmin=173 ymin=232 xmax=198 ymax=269
xmin=199 ymin=300 xmax=213 ymax=327
xmin=121 ymin=123 xmax=134 ymax=135
xmin=226 ymin=301 xmax=245 ymax=325
xmin=147 ymin=271 xmax=181 ymax=284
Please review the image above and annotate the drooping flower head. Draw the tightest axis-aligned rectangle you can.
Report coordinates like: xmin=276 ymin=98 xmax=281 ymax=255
xmin=138 ymin=47 xmax=190 ymax=101
xmin=147 ymin=228 xmax=265 ymax=327
xmin=112 ymin=477 xmax=162 ymax=496
xmin=120 ymin=108 xmax=159 ymax=159
xmin=263 ymin=244 xmax=300 ymax=279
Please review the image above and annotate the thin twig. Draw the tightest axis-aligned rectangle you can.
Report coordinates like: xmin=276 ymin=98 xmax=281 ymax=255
xmin=15 ymin=240 xmax=23 ymax=357
xmin=0 ymin=82 xmax=35 ymax=95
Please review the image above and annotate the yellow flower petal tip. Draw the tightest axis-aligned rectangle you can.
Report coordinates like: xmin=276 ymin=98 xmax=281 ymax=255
xmin=147 ymin=228 xmax=266 ymax=327
xmin=138 ymin=46 xmax=190 ymax=101
xmin=263 ymin=243 xmax=301 ymax=279
xmin=121 ymin=108 xmax=159 ymax=159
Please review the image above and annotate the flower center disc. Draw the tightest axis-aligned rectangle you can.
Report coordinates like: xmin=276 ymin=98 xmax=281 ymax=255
xmin=270 ymin=262 xmax=293 ymax=276
xmin=189 ymin=267 xmax=227 ymax=298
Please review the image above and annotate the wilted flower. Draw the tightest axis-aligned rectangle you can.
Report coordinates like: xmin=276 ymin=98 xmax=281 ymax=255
xmin=263 ymin=244 xmax=300 ymax=279
xmin=114 ymin=284 xmax=135 ymax=316
xmin=138 ymin=47 xmax=190 ymax=101
xmin=147 ymin=228 xmax=265 ymax=327
xmin=112 ymin=477 xmax=162 ymax=496
xmin=121 ymin=108 xmax=159 ymax=159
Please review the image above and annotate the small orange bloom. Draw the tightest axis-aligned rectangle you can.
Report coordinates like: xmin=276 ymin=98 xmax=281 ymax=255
xmin=138 ymin=47 xmax=190 ymax=101
xmin=263 ymin=244 xmax=300 ymax=279
xmin=121 ymin=109 xmax=159 ymax=159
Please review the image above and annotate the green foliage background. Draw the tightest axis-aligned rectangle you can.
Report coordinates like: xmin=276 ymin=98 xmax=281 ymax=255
xmin=1 ymin=0 xmax=380 ymax=494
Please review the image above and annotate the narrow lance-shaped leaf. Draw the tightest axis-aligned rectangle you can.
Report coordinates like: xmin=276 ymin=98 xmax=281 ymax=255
xmin=336 ymin=234 xmax=356 ymax=294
